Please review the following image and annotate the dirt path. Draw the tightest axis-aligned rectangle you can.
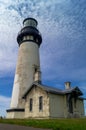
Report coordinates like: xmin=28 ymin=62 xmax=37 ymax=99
xmin=0 ymin=123 xmax=51 ymax=130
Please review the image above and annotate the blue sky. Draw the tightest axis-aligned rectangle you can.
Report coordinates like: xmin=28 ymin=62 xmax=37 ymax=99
xmin=0 ymin=0 xmax=86 ymax=117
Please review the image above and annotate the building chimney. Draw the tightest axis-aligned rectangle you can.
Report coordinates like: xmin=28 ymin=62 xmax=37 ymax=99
xmin=34 ymin=69 xmax=41 ymax=83
xmin=65 ymin=81 xmax=71 ymax=89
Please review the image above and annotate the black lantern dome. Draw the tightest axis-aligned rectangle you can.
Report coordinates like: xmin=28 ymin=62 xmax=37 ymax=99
xmin=17 ymin=18 xmax=42 ymax=47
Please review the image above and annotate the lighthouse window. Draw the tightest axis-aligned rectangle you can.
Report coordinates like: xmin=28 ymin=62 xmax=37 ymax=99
xmin=24 ymin=20 xmax=37 ymax=28
xmin=28 ymin=20 xmax=37 ymax=27
xmin=35 ymin=67 xmax=37 ymax=73
xmin=29 ymin=98 xmax=33 ymax=112
xmin=36 ymin=39 xmax=38 ymax=43
xmin=23 ymin=36 xmax=27 ymax=40
xmin=27 ymin=36 xmax=33 ymax=40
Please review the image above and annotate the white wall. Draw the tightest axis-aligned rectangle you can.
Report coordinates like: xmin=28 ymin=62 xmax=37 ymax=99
xmin=76 ymin=99 xmax=84 ymax=117
xmin=49 ymin=93 xmax=64 ymax=118
xmin=25 ymin=86 xmax=50 ymax=118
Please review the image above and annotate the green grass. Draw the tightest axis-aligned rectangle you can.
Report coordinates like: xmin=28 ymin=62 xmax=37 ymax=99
xmin=0 ymin=118 xmax=86 ymax=130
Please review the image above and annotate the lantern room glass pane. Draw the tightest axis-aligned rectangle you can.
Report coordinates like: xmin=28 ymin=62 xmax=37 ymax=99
xmin=24 ymin=19 xmax=37 ymax=28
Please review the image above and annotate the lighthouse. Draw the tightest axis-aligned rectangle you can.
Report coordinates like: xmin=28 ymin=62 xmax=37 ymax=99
xmin=7 ymin=18 xmax=42 ymax=118
xmin=6 ymin=18 xmax=85 ymax=119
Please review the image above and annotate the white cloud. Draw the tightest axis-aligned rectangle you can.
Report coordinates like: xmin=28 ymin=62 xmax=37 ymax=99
xmin=0 ymin=95 xmax=11 ymax=117
xmin=0 ymin=0 xmax=86 ymax=83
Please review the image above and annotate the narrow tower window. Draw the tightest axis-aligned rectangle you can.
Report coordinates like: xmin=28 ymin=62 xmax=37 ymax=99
xmin=29 ymin=98 xmax=33 ymax=112
xmin=35 ymin=67 xmax=37 ymax=73
xmin=39 ymin=96 xmax=43 ymax=111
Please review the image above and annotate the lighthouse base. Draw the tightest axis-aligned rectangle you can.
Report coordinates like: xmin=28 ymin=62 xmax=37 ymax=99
xmin=6 ymin=108 xmax=25 ymax=119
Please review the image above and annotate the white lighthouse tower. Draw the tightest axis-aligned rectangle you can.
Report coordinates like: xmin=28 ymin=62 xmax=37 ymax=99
xmin=7 ymin=18 xmax=42 ymax=118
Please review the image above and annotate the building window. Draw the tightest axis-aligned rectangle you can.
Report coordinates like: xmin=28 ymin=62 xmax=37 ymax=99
xmin=39 ymin=96 xmax=43 ymax=111
xmin=29 ymin=98 xmax=33 ymax=112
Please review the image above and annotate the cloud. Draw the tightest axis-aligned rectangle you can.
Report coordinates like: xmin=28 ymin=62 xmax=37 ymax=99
xmin=0 ymin=95 xmax=11 ymax=117
xmin=0 ymin=2 xmax=86 ymax=81
xmin=0 ymin=0 xmax=86 ymax=83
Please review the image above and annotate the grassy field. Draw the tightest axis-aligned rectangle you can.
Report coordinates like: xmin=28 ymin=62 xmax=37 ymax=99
xmin=0 ymin=118 xmax=86 ymax=130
